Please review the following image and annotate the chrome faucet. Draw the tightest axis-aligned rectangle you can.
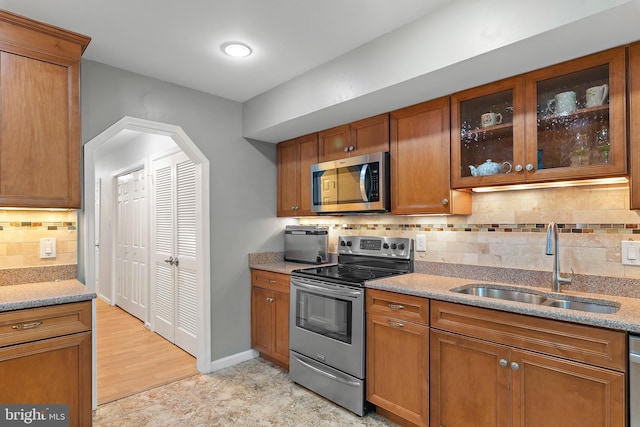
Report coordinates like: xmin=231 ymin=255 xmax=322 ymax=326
xmin=546 ymin=221 xmax=573 ymax=292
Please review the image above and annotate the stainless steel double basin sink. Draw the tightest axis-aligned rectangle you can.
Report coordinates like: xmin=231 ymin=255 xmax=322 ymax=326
xmin=452 ymin=284 xmax=620 ymax=314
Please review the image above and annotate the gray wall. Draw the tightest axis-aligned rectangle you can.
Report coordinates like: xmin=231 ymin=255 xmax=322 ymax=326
xmin=81 ymin=59 xmax=288 ymax=360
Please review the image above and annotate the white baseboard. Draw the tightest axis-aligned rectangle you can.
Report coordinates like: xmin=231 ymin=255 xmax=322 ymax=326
xmin=97 ymin=294 xmax=112 ymax=305
xmin=208 ymin=349 xmax=259 ymax=373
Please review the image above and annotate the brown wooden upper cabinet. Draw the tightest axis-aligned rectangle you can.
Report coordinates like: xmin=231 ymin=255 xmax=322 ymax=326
xmin=277 ymin=133 xmax=318 ymax=216
xmin=0 ymin=11 xmax=91 ymax=208
xmin=318 ymin=113 xmax=390 ymax=162
xmin=390 ymin=97 xmax=471 ymax=215
xmin=629 ymin=42 xmax=640 ymax=210
xmin=452 ymin=46 xmax=627 ymax=189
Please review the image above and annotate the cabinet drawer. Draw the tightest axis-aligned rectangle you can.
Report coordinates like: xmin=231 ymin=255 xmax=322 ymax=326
xmin=366 ymin=289 xmax=428 ymax=325
xmin=430 ymin=300 xmax=626 ymax=371
xmin=251 ymin=269 xmax=290 ymax=293
xmin=0 ymin=301 xmax=91 ymax=348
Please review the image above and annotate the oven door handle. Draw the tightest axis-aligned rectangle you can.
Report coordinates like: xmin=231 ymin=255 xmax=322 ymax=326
xmin=292 ymin=354 xmax=361 ymax=387
xmin=292 ymin=281 xmax=362 ymax=298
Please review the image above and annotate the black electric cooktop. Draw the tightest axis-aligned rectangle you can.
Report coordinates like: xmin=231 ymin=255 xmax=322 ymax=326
xmin=291 ymin=235 xmax=414 ymax=286
xmin=292 ymin=263 xmax=408 ymax=285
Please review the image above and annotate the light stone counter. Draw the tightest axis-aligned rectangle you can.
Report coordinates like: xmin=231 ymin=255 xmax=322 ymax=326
xmin=249 ymin=251 xmax=640 ymax=333
xmin=367 ymin=273 xmax=640 ymax=334
xmin=248 ymin=251 xmax=335 ymax=275
xmin=0 ymin=280 xmax=96 ymax=312
xmin=249 ymin=261 xmax=327 ymax=275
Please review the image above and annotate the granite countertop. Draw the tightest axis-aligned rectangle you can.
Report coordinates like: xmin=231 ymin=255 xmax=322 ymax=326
xmin=249 ymin=260 xmax=334 ymax=275
xmin=367 ymin=273 xmax=640 ymax=334
xmin=0 ymin=280 xmax=96 ymax=312
xmin=249 ymin=252 xmax=640 ymax=333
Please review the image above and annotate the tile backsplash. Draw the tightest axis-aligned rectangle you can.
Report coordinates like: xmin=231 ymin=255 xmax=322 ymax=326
xmin=300 ymin=183 xmax=640 ymax=280
xmin=0 ymin=210 xmax=77 ymax=269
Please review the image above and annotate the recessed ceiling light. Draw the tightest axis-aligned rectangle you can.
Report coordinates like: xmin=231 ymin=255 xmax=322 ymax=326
xmin=222 ymin=42 xmax=252 ymax=58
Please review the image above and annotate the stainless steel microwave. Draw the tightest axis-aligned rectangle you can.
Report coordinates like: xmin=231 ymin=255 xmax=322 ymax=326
xmin=311 ymin=152 xmax=389 ymax=214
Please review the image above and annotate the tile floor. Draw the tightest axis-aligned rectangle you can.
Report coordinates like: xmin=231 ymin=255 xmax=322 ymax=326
xmin=93 ymin=357 xmax=398 ymax=426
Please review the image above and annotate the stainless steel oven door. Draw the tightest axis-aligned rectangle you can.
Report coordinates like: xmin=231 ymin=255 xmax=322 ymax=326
xmin=289 ymin=276 xmax=365 ymax=378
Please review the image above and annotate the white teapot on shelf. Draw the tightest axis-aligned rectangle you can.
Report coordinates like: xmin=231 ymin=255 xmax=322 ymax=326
xmin=469 ymin=159 xmax=512 ymax=177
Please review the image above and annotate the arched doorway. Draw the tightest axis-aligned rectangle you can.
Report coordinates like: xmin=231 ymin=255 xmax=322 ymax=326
xmin=83 ymin=117 xmax=211 ymax=408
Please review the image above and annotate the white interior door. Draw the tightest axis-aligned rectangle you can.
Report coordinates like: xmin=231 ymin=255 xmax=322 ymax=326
xmin=115 ymin=168 xmax=148 ymax=321
xmin=152 ymin=156 xmax=176 ymax=343
xmin=174 ymin=158 xmax=198 ymax=354
xmin=152 ymin=152 xmax=198 ymax=356
xmin=94 ymin=179 xmax=101 ymax=293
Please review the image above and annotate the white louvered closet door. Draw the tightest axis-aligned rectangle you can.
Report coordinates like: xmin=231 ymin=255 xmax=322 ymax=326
xmin=174 ymin=158 xmax=198 ymax=355
xmin=152 ymin=152 xmax=198 ymax=356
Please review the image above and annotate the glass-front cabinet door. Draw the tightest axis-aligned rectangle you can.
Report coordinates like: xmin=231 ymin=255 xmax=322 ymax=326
xmin=452 ymin=47 xmax=626 ymax=190
xmin=451 ymin=77 xmax=525 ymax=188
xmin=524 ymin=47 xmax=626 ymax=182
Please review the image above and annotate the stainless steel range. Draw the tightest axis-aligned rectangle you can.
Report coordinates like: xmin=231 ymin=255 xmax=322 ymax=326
xmin=289 ymin=235 xmax=414 ymax=416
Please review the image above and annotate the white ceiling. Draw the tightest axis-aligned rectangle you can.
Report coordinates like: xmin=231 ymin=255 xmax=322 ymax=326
xmin=0 ymin=0 xmax=448 ymax=102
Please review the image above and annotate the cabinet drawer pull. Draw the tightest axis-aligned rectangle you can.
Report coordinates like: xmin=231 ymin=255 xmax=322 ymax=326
xmin=499 ymin=358 xmax=508 ymax=367
xmin=388 ymin=303 xmax=404 ymax=310
xmin=268 ymin=279 xmax=277 ymax=284
xmin=387 ymin=320 xmax=404 ymax=328
xmin=12 ymin=321 xmax=43 ymax=330
xmin=511 ymin=362 xmax=520 ymax=371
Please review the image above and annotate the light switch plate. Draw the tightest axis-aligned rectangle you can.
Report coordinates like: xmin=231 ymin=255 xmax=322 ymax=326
xmin=40 ymin=238 xmax=56 ymax=259
xmin=621 ymin=241 xmax=640 ymax=265
xmin=416 ymin=234 xmax=427 ymax=252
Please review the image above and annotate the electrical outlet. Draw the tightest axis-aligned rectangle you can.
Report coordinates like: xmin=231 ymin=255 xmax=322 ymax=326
xmin=40 ymin=238 xmax=56 ymax=259
xmin=416 ymin=234 xmax=427 ymax=252
xmin=621 ymin=241 xmax=640 ymax=265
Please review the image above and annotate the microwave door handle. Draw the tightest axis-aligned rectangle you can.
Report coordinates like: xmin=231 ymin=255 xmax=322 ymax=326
xmin=359 ymin=164 xmax=369 ymax=202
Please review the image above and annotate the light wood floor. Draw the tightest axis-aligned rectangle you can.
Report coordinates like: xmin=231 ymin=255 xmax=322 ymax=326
xmin=96 ymin=299 xmax=199 ymax=405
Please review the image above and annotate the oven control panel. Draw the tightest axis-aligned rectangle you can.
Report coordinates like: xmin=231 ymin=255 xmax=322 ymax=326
xmin=338 ymin=236 xmax=413 ymax=259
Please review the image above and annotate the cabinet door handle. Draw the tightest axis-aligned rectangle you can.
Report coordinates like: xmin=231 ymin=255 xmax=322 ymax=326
xmin=388 ymin=303 xmax=404 ymax=310
xmin=442 ymin=198 xmax=449 ymax=205
xmin=268 ymin=279 xmax=277 ymax=284
xmin=511 ymin=362 xmax=520 ymax=371
xmin=12 ymin=321 xmax=43 ymax=330
xmin=499 ymin=358 xmax=508 ymax=367
xmin=515 ymin=164 xmax=523 ymax=172
xmin=525 ymin=163 xmax=534 ymax=171
xmin=387 ymin=320 xmax=404 ymax=328
xmin=266 ymin=297 xmax=274 ymax=302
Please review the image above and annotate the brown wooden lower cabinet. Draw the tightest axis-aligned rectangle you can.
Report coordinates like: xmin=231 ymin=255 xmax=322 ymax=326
xmin=0 ymin=301 xmax=92 ymax=427
xmin=430 ymin=301 xmax=626 ymax=427
xmin=250 ymin=269 xmax=290 ymax=369
xmin=430 ymin=329 xmax=509 ymax=427
xmin=366 ymin=289 xmax=429 ymax=427
xmin=511 ymin=347 xmax=625 ymax=427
